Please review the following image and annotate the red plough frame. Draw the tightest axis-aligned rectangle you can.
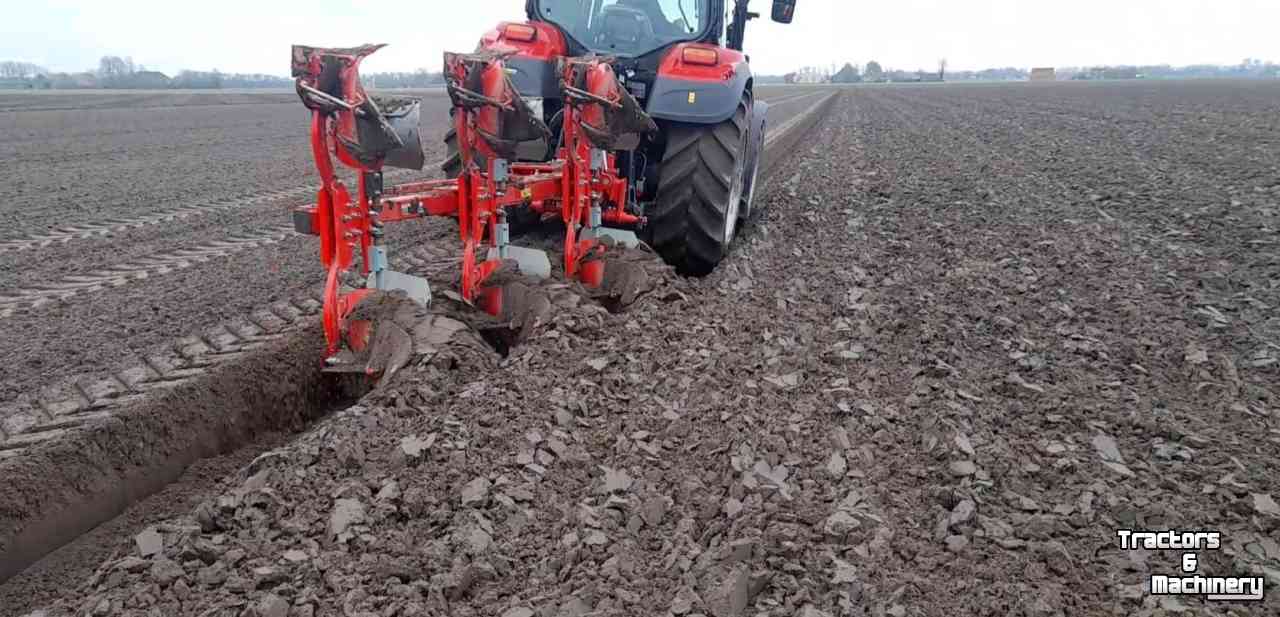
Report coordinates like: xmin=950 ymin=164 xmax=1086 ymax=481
xmin=293 ymin=47 xmax=648 ymax=361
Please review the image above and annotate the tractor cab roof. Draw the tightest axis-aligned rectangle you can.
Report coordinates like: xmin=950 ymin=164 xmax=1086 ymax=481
xmin=528 ymin=0 xmax=717 ymax=58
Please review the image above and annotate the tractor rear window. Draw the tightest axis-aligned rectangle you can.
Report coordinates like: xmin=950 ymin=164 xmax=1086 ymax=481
xmin=536 ymin=0 xmax=710 ymax=57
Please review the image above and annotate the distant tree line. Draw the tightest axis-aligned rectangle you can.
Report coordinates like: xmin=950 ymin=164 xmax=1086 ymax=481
xmin=784 ymin=60 xmax=948 ymax=84
xmin=1 ymin=54 xmax=446 ymax=90
xmin=1059 ymin=59 xmax=1279 ymax=81
xmin=831 ymin=63 xmax=862 ymax=83
xmin=0 ymin=61 xmax=48 ymax=79
xmin=4 ymin=55 xmax=1277 ymax=91
xmin=0 ymin=55 xmax=292 ymax=90
xmin=360 ymin=70 xmax=444 ymax=89
xmin=762 ymin=58 xmax=1279 ymax=86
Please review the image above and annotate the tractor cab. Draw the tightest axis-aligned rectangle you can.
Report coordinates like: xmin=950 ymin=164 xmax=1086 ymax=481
xmin=529 ymin=0 xmax=716 ymax=57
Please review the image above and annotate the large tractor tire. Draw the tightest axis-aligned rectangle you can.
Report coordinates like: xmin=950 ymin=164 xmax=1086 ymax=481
xmin=648 ymin=95 xmax=750 ymax=276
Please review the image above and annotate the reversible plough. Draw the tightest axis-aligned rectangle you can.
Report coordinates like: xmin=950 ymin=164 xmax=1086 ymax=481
xmin=291 ymin=45 xmax=655 ymax=372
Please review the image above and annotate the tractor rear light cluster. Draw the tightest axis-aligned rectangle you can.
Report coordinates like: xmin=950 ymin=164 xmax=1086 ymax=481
xmin=503 ymin=24 xmax=538 ymax=42
xmin=681 ymin=47 xmax=719 ymax=66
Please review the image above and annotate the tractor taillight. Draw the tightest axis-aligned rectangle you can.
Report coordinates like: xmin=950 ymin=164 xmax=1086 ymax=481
xmin=503 ymin=24 xmax=538 ymax=42
xmin=681 ymin=47 xmax=719 ymax=66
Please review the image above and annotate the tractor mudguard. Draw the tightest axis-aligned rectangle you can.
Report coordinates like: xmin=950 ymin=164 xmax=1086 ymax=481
xmin=646 ymin=44 xmax=752 ymax=125
xmin=646 ymin=69 xmax=751 ymax=124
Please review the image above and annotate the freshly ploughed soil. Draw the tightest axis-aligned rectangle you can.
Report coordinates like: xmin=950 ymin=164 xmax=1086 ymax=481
xmin=0 ymin=322 xmax=341 ymax=579
xmin=0 ymin=86 xmax=833 ymax=614
xmin=8 ymin=80 xmax=1280 ymax=616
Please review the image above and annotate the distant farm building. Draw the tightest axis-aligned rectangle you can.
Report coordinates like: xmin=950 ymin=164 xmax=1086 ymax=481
xmin=1030 ymin=68 xmax=1056 ymax=81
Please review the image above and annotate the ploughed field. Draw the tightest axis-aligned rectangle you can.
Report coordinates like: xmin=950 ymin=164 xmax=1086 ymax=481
xmin=0 ymin=84 xmax=836 ymax=612
xmin=2 ymin=79 xmax=1279 ymax=616
xmin=0 ymin=86 xmax=828 ymax=403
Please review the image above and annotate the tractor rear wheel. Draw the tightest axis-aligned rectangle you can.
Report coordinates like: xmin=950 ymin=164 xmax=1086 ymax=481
xmin=647 ymin=95 xmax=749 ymax=276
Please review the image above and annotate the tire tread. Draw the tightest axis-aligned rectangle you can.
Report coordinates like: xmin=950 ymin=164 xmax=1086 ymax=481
xmin=648 ymin=99 xmax=749 ymax=275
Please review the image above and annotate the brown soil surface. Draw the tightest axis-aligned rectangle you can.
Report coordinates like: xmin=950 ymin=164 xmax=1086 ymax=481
xmin=0 ymin=322 xmax=339 ymax=577
xmin=0 ymin=86 xmax=833 ymax=613
xmin=0 ymin=429 xmax=296 ymax=615
xmin=10 ymin=80 xmax=1280 ymax=616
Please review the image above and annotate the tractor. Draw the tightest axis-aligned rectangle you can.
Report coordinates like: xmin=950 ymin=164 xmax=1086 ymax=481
xmin=453 ymin=0 xmax=799 ymax=274
xmin=291 ymin=0 xmax=799 ymax=372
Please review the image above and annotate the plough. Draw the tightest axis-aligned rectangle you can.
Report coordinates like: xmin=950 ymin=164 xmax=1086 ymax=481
xmin=292 ymin=45 xmax=654 ymax=370
xmin=290 ymin=0 xmax=801 ymax=373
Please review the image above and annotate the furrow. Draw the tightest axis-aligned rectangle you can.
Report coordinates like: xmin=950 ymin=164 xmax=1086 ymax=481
xmin=0 ymin=167 xmax=423 ymax=254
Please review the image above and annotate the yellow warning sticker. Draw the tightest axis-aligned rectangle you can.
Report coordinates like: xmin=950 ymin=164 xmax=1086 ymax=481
xmin=688 ymin=91 xmax=697 ymax=104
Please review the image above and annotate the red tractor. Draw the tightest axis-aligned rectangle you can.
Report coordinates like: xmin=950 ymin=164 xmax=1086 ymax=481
xmin=455 ymin=0 xmax=798 ymax=273
xmin=291 ymin=0 xmax=799 ymax=370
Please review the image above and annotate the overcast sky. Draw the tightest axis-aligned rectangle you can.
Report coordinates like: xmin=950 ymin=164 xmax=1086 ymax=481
xmin=4 ymin=0 xmax=1278 ymax=76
